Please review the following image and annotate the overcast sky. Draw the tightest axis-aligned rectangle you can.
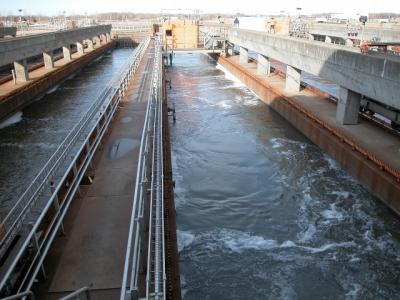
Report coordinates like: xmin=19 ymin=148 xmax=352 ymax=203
xmin=1 ymin=0 xmax=399 ymax=16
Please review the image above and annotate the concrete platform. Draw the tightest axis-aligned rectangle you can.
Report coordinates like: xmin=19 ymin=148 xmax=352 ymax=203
xmin=33 ymin=42 xmax=154 ymax=300
xmin=219 ymin=54 xmax=400 ymax=214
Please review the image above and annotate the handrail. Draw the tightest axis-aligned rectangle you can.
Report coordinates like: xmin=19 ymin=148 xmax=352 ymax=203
xmin=120 ymin=37 xmax=165 ymax=300
xmin=0 ymin=291 xmax=35 ymax=300
xmin=0 ymin=37 xmax=147 ymax=256
xmin=0 ymin=37 xmax=151 ymax=294
xmin=59 ymin=287 xmax=90 ymax=300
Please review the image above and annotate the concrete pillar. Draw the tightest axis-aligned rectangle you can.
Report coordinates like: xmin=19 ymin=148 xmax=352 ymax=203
xmin=325 ymin=36 xmax=332 ymax=43
xmin=13 ymin=59 xmax=29 ymax=82
xmin=257 ymin=54 xmax=271 ymax=76
xmin=76 ymin=42 xmax=84 ymax=55
xmin=93 ymin=36 xmax=101 ymax=47
xmin=100 ymin=34 xmax=106 ymax=44
xmin=86 ymin=39 xmax=94 ymax=51
xmin=308 ymin=34 xmax=315 ymax=41
xmin=227 ymin=46 xmax=234 ymax=56
xmin=106 ymin=33 xmax=111 ymax=42
xmin=336 ymin=87 xmax=361 ymax=125
xmin=43 ymin=51 xmax=54 ymax=69
xmin=63 ymin=45 xmax=72 ymax=61
xmin=345 ymin=39 xmax=354 ymax=47
xmin=239 ymin=46 xmax=249 ymax=64
xmin=285 ymin=65 xmax=301 ymax=92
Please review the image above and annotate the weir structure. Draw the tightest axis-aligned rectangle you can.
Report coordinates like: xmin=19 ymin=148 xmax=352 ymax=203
xmin=219 ymin=28 xmax=400 ymax=215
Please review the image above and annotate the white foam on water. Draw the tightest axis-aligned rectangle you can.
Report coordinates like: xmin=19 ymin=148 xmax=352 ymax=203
xmin=323 ymin=153 xmax=342 ymax=171
xmin=177 ymin=230 xmax=195 ymax=253
xmin=0 ymin=111 xmax=23 ymax=129
xmin=331 ymin=190 xmax=351 ymax=199
xmin=46 ymin=83 xmax=61 ymax=95
xmin=220 ymin=231 xmax=278 ymax=253
xmin=270 ymin=137 xmax=284 ymax=149
xmin=0 ymin=142 xmax=25 ymax=149
xmin=297 ymin=223 xmax=317 ymax=243
xmin=216 ymin=64 xmax=245 ymax=87
xmin=201 ymin=229 xmax=356 ymax=255
xmin=294 ymin=241 xmax=356 ymax=254
xmin=321 ymin=203 xmax=344 ymax=221
xmin=345 ymin=283 xmax=362 ymax=299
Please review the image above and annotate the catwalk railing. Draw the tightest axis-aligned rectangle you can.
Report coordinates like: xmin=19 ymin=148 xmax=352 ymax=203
xmin=120 ymin=38 xmax=165 ymax=300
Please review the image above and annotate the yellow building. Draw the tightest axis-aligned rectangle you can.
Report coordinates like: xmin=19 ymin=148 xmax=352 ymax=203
xmin=163 ymin=19 xmax=199 ymax=49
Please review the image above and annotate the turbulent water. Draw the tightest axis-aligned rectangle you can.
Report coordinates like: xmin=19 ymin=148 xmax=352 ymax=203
xmin=168 ymin=54 xmax=400 ymax=299
xmin=0 ymin=48 xmax=133 ymax=218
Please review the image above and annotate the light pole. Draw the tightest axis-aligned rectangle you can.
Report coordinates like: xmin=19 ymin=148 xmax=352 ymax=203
xmin=18 ymin=9 xmax=22 ymax=22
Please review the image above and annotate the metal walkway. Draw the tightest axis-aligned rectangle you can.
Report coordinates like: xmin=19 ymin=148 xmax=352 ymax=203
xmin=0 ymin=37 xmax=153 ymax=299
xmin=120 ymin=39 xmax=166 ymax=300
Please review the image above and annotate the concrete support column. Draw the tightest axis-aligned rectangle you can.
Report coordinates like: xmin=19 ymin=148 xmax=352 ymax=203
xmin=239 ymin=46 xmax=249 ymax=64
xmin=63 ymin=45 xmax=72 ymax=61
xmin=13 ymin=59 xmax=29 ymax=82
xmin=227 ymin=45 xmax=234 ymax=56
xmin=43 ymin=51 xmax=54 ymax=69
xmin=100 ymin=34 xmax=106 ymax=44
xmin=93 ymin=36 xmax=101 ymax=47
xmin=257 ymin=54 xmax=271 ymax=76
xmin=86 ymin=39 xmax=94 ymax=50
xmin=285 ymin=65 xmax=301 ymax=92
xmin=106 ymin=33 xmax=111 ymax=42
xmin=325 ymin=36 xmax=332 ymax=43
xmin=336 ymin=87 xmax=361 ymax=125
xmin=308 ymin=34 xmax=315 ymax=40
xmin=76 ymin=42 xmax=84 ymax=55
xmin=345 ymin=39 xmax=354 ymax=47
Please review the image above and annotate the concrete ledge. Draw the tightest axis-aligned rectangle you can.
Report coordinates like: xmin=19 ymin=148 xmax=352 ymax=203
xmin=217 ymin=54 xmax=400 ymax=215
xmin=0 ymin=41 xmax=116 ymax=120
xmin=0 ymin=25 xmax=111 ymax=67
xmin=227 ymin=28 xmax=400 ymax=110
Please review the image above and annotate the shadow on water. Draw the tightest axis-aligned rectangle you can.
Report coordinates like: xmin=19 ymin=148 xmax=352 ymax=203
xmin=167 ymin=53 xmax=400 ymax=299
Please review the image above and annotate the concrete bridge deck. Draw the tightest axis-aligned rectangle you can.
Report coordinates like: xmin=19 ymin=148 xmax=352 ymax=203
xmin=0 ymin=41 xmax=108 ymax=98
xmin=219 ymin=54 xmax=400 ymax=214
xmin=227 ymin=28 xmax=400 ymax=112
xmin=0 ymin=25 xmax=111 ymax=67
xmin=33 ymin=42 xmax=155 ymax=300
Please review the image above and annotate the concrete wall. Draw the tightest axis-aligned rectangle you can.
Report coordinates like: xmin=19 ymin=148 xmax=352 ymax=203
xmin=227 ymin=28 xmax=400 ymax=111
xmin=0 ymin=25 xmax=111 ymax=67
